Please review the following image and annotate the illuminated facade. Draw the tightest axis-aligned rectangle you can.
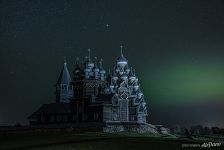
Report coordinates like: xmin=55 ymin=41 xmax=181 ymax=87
xmin=29 ymin=47 xmax=148 ymax=126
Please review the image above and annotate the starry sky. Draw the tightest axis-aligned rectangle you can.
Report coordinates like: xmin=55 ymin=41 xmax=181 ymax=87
xmin=0 ymin=0 xmax=224 ymax=127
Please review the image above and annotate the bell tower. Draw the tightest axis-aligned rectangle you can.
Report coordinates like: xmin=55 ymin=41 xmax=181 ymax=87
xmin=56 ymin=58 xmax=73 ymax=103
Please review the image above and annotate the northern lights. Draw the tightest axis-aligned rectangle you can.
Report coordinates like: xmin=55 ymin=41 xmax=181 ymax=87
xmin=0 ymin=0 xmax=224 ymax=127
xmin=142 ymin=57 xmax=224 ymax=105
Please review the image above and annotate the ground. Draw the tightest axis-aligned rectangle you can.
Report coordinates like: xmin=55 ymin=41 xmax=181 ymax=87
xmin=0 ymin=131 xmax=223 ymax=150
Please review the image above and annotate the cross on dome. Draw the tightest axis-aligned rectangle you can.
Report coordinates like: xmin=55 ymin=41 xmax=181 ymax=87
xmin=120 ymin=45 xmax=124 ymax=57
xmin=88 ymin=48 xmax=91 ymax=61
xmin=116 ymin=45 xmax=128 ymax=66
xmin=64 ymin=56 xmax=67 ymax=64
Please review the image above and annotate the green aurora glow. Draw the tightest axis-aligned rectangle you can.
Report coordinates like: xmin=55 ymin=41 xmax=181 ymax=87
xmin=141 ymin=59 xmax=224 ymax=105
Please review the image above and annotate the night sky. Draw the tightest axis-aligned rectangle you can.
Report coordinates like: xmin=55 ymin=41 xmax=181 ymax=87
xmin=1 ymin=0 xmax=224 ymax=128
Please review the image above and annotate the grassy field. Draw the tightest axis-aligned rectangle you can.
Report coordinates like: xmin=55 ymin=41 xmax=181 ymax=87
xmin=0 ymin=131 xmax=223 ymax=150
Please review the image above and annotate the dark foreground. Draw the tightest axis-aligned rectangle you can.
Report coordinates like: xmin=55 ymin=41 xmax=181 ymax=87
xmin=0 ymin=131 xmax=223 ymax=150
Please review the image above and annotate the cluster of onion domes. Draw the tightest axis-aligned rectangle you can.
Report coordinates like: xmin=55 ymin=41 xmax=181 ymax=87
xmin=106 ymin=48 xmax=147 ymax=115
xmin=73 ymin=50 xmax=106 ymax=81
xmin=72 ymin=47 xmax=148 ymax=116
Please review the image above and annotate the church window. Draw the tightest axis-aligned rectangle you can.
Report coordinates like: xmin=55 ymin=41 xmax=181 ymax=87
xmin=62 ymin=115 xmax=67 ymax=121
xmin=113 ymin=112 xmax=118 ymax=120
xmin=72 ymin=115 xmax=76 ymax=121
xmin=69 ymin=85 xmax=73 ymax=90
xmin=62 ymin=84 xmax=67 ymax=90
xmin=57 ymin=115 xmax=61 ymax=121
xmin=131 ymin=116 xmax=135 ymax=121
xmin=30 ymin=118 xmax=37 ymax=122
xmin=78 ymin=106 xmax=82 ymax=113
xmin=40 ymin=116 xmax=45 ymax=122
xmin=82 ymin=114 xmax=87 ymax=121
xmin=50 ymin=115 xmax=54 ymax=122
xmin=94 ymin=113 xmax=99 ymax=120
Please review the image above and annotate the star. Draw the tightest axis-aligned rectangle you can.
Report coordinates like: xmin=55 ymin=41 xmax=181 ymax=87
xmin=106 ymin=24 xmax=110 ymax=28
xmin=82 ymin=26 xmax=87 ymax=30
xmin=10 ymin=71 xmax=14 ymax=74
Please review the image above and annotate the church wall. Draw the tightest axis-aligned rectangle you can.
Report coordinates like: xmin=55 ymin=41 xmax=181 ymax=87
xmin=87 ymin=105 xmax=103 ymax=122
xmin=103 ymin=105 xmax=112 ymax=121
xmin=30 ymin=113 xmax=77 ymax=125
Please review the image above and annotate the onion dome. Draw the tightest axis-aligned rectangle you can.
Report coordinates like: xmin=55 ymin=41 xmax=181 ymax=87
xmin=133 ymin=82 xmax=139 ymax=90
xmin=84 ymin=61 xmax=91 ymax=72
xmin=114 ymin=82 xmax=118 ymax=88
xmin=112 ymin=75 xmax=118 ymax=81
xmin=93 ymin=66 xmax=99 ymax=72
xmin=124 ymin=65 xmax=130 ymax=74
xmin=104 ymin=86 xmax=110 ymax=94
xmin=87 ymin=61 xmax=94 ymax=68
xmin=115 ymin=67 xmax=120 ymax=73
xmin=121 ymin=73 xmax=128 ymax=81
xmin=116 ymin=46 xmax=128 ymax=67
xmin=137 ymin=92 xmax=143 ymax=98
xmin=84 ymin=68 xmax=90 ymax=73
xmin=139 ymin=104 xmax=144 ymax=112
xmin=110 ymin=84 xmax=115 ymax=89
xmin=112 ymin=67 xmax=118 ymax=80
xmin=92 ymin=57 xmax=100 ymax=72
xmin=133 ymin=69 xmax=138 ymax=81
xmin=118 ymin=69 xmax=124 ymax=75
xmin=129 ymin=67 xmax=136 ymax=81
xmin=100 ymin=69 xmax=106 ymax=74
xmin=73 ymin=57 xmax=81 ymax=74
xmin=135 ymin=97 xmax=141 ymax=103
xmin=99 ymin=58 xmax=106 ymax=74
xmin=109 ymin=79 xmax=115 ymax=89
xmin=86 ymin=49 xmax=94 ymax=68
xmin=112 ymin=77 xmax=118 ymax=83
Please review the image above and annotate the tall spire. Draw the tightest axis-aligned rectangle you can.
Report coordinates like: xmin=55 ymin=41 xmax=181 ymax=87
xmin=56 ymin=58 xmax=73 ymax=103
xmin=57 ymin=58 xmax=72 ymax=84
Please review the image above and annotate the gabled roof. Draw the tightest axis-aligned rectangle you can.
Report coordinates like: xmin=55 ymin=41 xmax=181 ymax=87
xmin=28 ymin=103 xmax=72 ymax=118
xmin=57 ymin=62 xmax=72 ymax=84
